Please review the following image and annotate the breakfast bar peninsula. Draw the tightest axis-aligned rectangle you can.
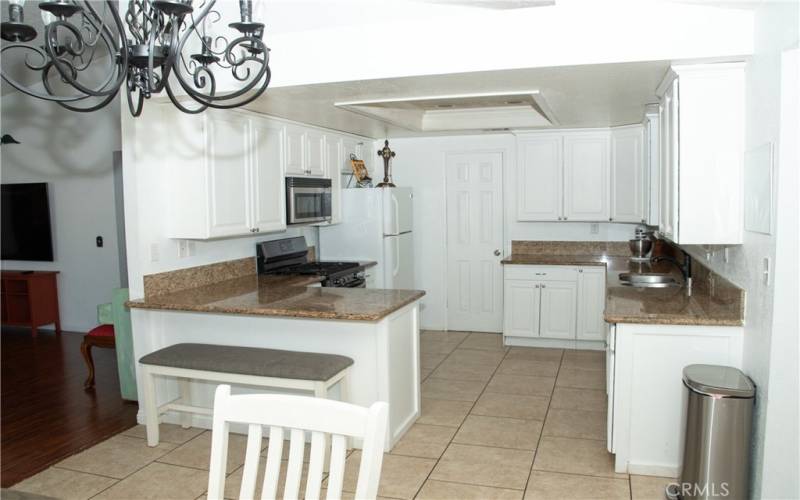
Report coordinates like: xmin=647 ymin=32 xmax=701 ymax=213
xmin=128 ymin=271 xmax=425 ymax=450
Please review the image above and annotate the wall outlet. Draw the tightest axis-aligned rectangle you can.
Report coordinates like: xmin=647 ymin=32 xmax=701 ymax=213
xmin=723 ymin=247 xmax=730 ymax=263
xmin=590 ymin=223 xmax=599 ymax=235
xmin=178 ymin=240 xmax=190 ymax=258
xmin=187 ymin=241 xmax=196 ymax=257
xmin=150 ymin=243 xmax=160 ymax=263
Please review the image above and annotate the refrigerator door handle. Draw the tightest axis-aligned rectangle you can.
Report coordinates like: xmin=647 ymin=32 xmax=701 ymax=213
xmin=390 ymin=193 xmax=400 ymax=235
xmin=393 ymin=236 xmax=401 ymax=278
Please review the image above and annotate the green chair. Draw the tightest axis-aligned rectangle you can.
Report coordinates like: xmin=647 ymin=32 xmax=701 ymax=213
xmin=80 ymin=288 xmax=138 ymax=401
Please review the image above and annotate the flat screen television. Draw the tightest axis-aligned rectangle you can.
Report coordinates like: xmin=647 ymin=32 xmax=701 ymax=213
xmin=1 ymin=183 xmax=55 ymax=261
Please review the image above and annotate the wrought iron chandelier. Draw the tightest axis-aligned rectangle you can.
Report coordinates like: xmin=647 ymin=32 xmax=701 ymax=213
xmin=0 ymin=0 xmax=271 ymax=116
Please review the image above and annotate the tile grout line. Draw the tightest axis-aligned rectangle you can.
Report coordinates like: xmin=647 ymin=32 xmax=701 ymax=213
xmin=85 ymin=427 xmax=220 ymax=499
xmin=521 ymin=347 xmax=564 ymax=495
xmin=412 ymin=332 xmax=518 ymax=498
xmin=411 ymin=331 xmax=486 ymax=498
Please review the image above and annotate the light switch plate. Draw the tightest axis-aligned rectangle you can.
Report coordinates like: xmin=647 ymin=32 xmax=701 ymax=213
xmin=150 ymin=243 xmax=160 ymax=263
xmin=590 ymin=223 xmax=599 ymax=235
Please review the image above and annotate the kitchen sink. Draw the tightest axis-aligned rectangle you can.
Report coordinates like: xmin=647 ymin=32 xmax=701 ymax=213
xmin=618 ymin=273 xmax=680 ymax=288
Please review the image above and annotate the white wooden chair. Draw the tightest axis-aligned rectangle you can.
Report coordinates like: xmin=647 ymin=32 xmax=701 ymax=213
xmin=207 ymin=385 xmax=389 ymax=500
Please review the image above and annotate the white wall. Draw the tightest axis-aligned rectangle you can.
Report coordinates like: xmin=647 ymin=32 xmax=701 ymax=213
xmin=260 ymin=0 xmax=753 ymax=89
xmin=682 ymin=3 xmax=799 ymax=498
xmin=0 ymin=91 xmax=122 ymax=332
xmin=389 ymin=133 xmax=639 ymax=330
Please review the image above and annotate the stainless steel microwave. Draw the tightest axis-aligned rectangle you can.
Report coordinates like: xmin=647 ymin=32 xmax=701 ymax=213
xmin=286 ymin=177 xmax=332 ymax=225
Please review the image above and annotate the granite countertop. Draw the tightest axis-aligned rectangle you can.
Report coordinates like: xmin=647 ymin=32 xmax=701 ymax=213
xmin=127 ymin=274 xmax=425 ymax=322
xmin=502 ymin=254 xmax=744 ymax=327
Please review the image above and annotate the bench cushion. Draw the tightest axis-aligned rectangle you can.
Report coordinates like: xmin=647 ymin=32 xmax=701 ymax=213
xmin=139 ymin=343 xmax=353 ymax=382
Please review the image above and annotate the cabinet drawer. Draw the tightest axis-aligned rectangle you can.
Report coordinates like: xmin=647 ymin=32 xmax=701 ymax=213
xmin=504 ymin=265 xmax=578 ymax=282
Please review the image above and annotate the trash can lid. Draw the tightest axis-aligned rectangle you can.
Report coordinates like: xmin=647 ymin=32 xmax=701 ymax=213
xmin=683 ymin=364 xmax=755 ymax=398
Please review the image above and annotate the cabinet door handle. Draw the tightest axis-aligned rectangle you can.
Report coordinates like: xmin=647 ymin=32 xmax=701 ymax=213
xmin=541 ymin=284 xmax=546 ymax=289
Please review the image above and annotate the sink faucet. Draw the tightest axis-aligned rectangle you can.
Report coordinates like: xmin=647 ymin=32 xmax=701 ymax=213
xmin=651 ymin=250 xmax=693 ymax=291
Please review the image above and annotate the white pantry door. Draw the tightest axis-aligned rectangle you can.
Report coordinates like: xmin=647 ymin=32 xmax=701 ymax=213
xmin=446 ymin=152 xmax=504 ymax=332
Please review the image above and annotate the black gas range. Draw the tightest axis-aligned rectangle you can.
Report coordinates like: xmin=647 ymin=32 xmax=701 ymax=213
xmin=256 ymin=237 xmax=366 ymax=288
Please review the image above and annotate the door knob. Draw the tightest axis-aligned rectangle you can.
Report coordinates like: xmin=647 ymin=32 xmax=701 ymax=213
xmin=494 ymin=249 xmax=501 ymax=256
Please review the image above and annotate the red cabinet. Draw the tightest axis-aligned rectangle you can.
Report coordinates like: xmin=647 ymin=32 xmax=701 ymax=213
xmin=1 ymin=271 xmax=61 ymax=337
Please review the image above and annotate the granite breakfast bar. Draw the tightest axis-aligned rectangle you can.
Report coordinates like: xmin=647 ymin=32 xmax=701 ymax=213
xmin=127 ymin=269 xmax=426 ymax=451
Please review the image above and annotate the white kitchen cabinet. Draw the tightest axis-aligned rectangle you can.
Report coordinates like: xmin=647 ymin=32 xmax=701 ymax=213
xmin=250 ymin=117 xmax=287 ymax=234
xmin=285 ymin=125 xmax=306 ymax=175
xmin=503 ymin=265 xmax=602 ymax=348
xmin=563 ymin=131 xmax=610 ymax=221
xmin=503 ymin=280 xmax=541 ymax=338
xmin=608 ymin=323 xmax=743 ymax=476
xmin=306 ymin=130 xmax=327 ymax=177
xmin=643 ymin=107 xmax=660 ymax=227
xmin=285 ymin=126 xmax=327 ymax=177
xmin=656 ymin=63 xmax=745 ymax=244
xmin=325 ymin=136 xmax=343 ymax=225
xmin=205 ymin=112 xmax=252 ymax=237
xmin=610 ymin=125 xmax=645 ymax=223
xmin=516 ymin=134 xmax=563 ymax=221
xmin=538 ymin=281 xmax=577 ymax=339
xmin=167 ymin=110 xmax=286 ymax=239
xmin=577 ymin=267 xmax=606 ymax=341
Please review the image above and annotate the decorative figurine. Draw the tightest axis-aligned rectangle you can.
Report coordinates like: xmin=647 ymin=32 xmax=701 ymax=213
xmin=376 ymin=139 xmax=396 ymax=188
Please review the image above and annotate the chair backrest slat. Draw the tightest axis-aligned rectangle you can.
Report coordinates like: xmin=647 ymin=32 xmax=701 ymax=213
xmin=283 ymin=428 xmax=306 ymax=500
xmin=239 ymin=423 xmax=264 ymax=500
xmin=207 ymin=386 xmax=388 ymax=500
xmin=324 ymin=434 xmax=348 ymax=500
xmin=207 ymin=386 xmax=233 ymax=499
xmin=303 ymin=431 xmax=327 ymax=500
xmin=261 ymin=426 xmax=285 ymax=500
xmin=353 ymin=404 xmax=389 ymax=499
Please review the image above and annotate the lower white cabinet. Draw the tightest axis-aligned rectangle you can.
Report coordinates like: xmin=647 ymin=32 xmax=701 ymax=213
xmin=607 ymin=322 xmax=743 ymax=476
xmin=503 ymin=265 xmax=604 ymax=347
xmin=576 ymin=267 xmax=606 ymax=341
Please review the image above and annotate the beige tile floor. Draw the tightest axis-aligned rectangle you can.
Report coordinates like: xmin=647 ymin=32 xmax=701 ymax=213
xmin=10 ymin=331 xmax=676 ymax=500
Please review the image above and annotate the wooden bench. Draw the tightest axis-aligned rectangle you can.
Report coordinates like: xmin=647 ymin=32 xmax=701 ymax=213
xmin=138 ymin=343 xmax=353 ymax=447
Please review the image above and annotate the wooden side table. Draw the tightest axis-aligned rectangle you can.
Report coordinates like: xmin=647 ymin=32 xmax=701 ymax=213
xmin=1 ymin=271 xmax=61 ymax=337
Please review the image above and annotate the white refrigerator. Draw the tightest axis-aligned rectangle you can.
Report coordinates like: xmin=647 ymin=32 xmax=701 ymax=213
xmin=319 ymin=187 xmax=414 ymax=289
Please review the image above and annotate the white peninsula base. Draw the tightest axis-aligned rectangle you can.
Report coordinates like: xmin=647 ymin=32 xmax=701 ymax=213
xmin=130 ymin=302 xmax=421 ymax=451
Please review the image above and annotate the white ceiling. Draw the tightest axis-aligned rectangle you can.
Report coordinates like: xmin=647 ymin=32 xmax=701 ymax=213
xmin=244 ymin=60 xmax=671 ymax=138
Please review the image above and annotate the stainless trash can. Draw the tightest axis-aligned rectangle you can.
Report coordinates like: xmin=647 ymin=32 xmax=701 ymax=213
xmin=673 ymin=364 xmax=755 ymax=500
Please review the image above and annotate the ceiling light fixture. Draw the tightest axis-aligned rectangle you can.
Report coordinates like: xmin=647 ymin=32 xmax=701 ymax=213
xmin=0 ymin=0 xmax=271 ymax=116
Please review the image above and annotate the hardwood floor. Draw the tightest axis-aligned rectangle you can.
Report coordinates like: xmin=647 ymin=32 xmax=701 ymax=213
xmin=1 ymin=327 xmax=138 ymax=487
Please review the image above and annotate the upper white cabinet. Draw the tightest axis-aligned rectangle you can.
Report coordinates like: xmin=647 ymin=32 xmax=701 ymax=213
xmin=205 ymin=113 xmax=252 ymax=237
xmin=285 ymin=125 xmax=306 ymax=176
xmin=657 ymin=63 xmax=745 ymax=244
xmin=285 ymin=126 xmax=328 ymax=178
xmin=166 ymin=108 xmax=367 ymax=239
xmin=325 ymin=136 xmax=343 ymax=225
xmin=516 ymin=129 xmax=640 ymax=223
xmin=250 ymin=117 xmax=287 ymax=234
xmin=642 ymin=107 xmax=660 ymax=227
xmin=306 ymin=130 xmax=327 ymax=177
xmin=610 ymin=125 xmax=645 ymax=223
xmin=564 ymin=132 xmax=610 ymax=221
xmin=517 ymin=134 xmax=562 ymax=221
xmin=167 ymin=110 xmax=286 ymax=239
